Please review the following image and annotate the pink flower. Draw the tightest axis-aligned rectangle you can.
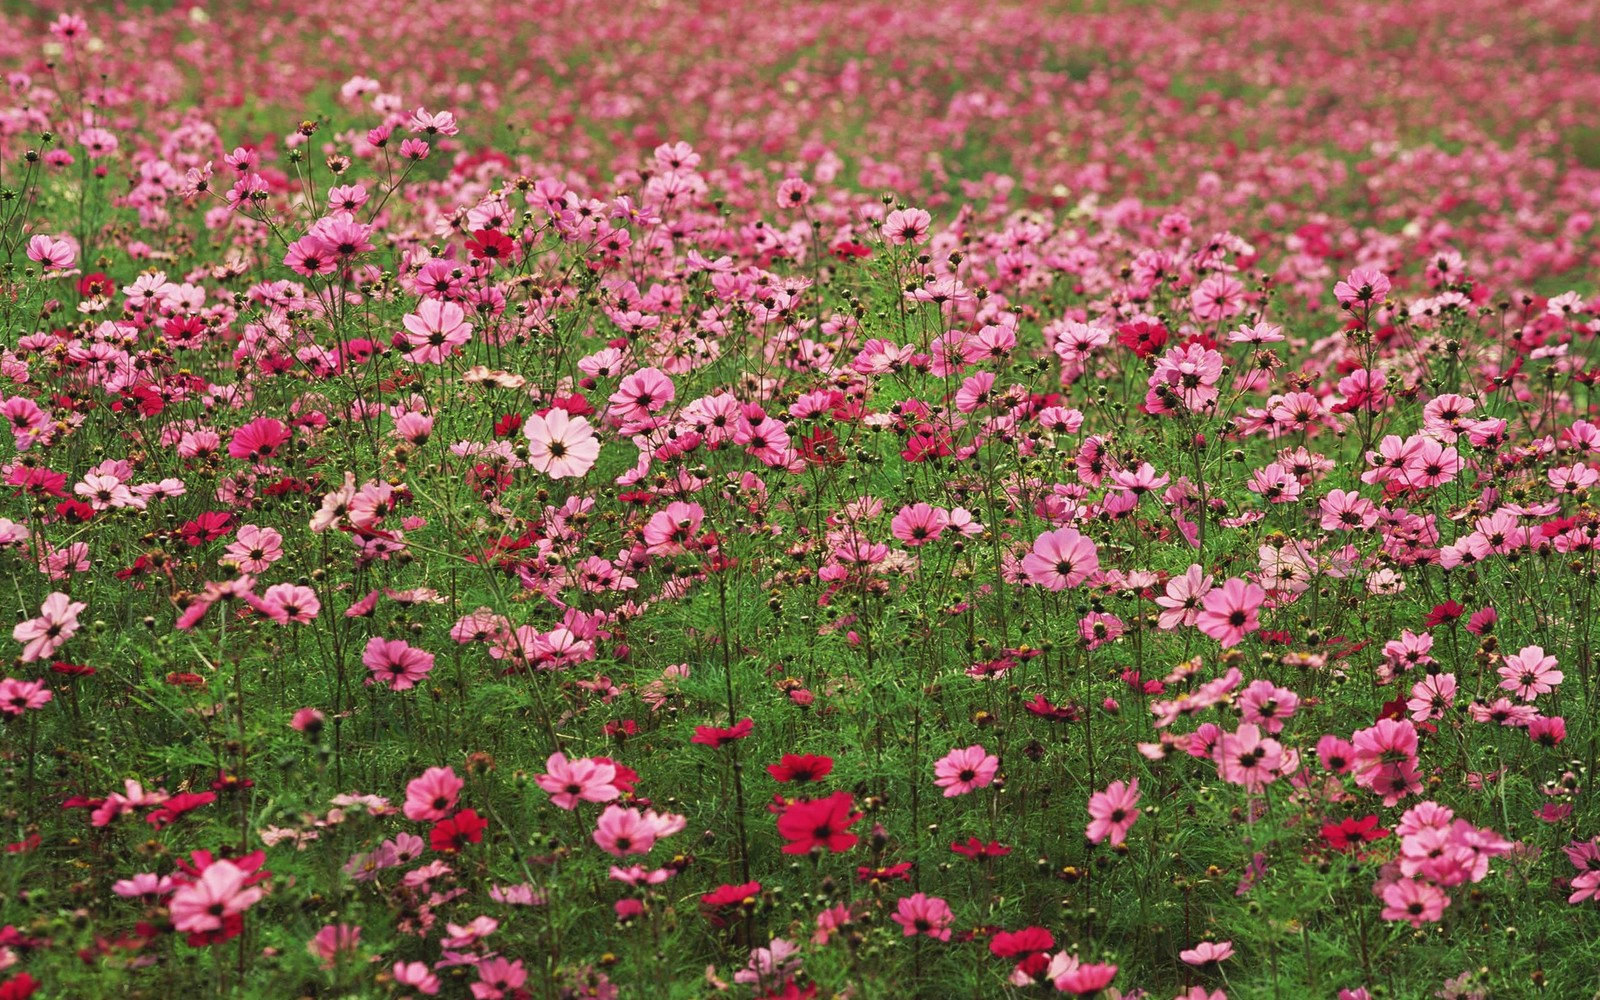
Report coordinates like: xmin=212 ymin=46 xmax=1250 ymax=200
xmin=608 ymin=367 xmax=675 ymax=420
xmin=1155 ymin=564 xmax=1213 ymax=630
xmin=393 ymin=961 xmax=441 ymax=995
xmin=1179 ymin=940 xmax=1234 ymax=966
xmin=228 ymin=417 xmax=291 ymax=462
xmin=307 ymin=924 xmax=361 ymax=968
xmin=471 ymin=957 xmax=527 ymax=1000
xmin=890 ymin=892 xmax=952 ymax=940
xmin=1085 ymin=778 xmax=1140 ymax=846
xmin=0 ymin=678 xmax=52 ymax=716
xmin=404 ymin=766 xmax=463 ymax=821
xmin=1147 ymin=343 xmax=1224 ymax=412
xmin=1022 ymin=527 xmax=1099 ymax=591
xmin=643 ymin=501 xmax=705 ymax=555
xmin=1498 ymin=646 xmax=1562 ymax=701
xmin=363 ymin=637 xmax=435 ymax=691
xmin=223 ymin=524 xmax=284 ymax=574
xmin=891 ymin=503 xmax=949 ymax=546
xmin=1351 ymin=718 xmax=1422 ymax=807
xmin=523 ymin=408 xmax=601 ymax=480
xmin=1379 ymin=877 xmax=1448 ymax=927
xmin=1195 ymin=577 xmax=1265 ymax=647
xmin=1238 ymin=679 xmax=1299 ymax=733
xmin=883 ymin=208 xmax=932 ymax=246
xmin=1214 ymin=724 xmax=1284 ymax=791
xmin=402 ymin=299 xmax=473 ymax=364
xmin=1334 ymin=267 xmax=1391 ymax=309
xmin=535 ymin=752 xmax=621 ymax=810
xmin=168 ymin=860 xmax=265 ymax=933
xmin=13 ymin=592 xmax=87 ymax=663
xmin=248 ymin=584 xmax=321 ymax=625
xmin=1190 ymin=273 xmax=1245 ymax=322
xmin=1054 ymin=960 xmax=1119 ymax=995
xmin=26 ymin=234 xmax=75 ymax=271
xmin=592 ymin=805 xmax=685 ymax=856
xmin=1406 ymin=673 xmax=1456 ymax=722
xmin=933 ymin=744 xmax=998 ymax=797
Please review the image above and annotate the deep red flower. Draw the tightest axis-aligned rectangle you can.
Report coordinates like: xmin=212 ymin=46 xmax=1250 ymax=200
xmin=430 ymin=809 xmax=489 ymax=853
xmin=1320 ymin=815 xmax=1390 ymax=853
xmin=951 ymin=837 xmax=1012 ymax=860
xmin=767 ymin=754 xmax=834 ymax=783
xmin=692 ymin=717 xmax=753 ymax=748
xmin=777 ymin=791 xmax=861 ymax=854
xmin=0 ymin=973 xmax=40 ymax=1000
xmin=6 ymin=466 xmax=67 ymax=498
xmin=146 ymin=792 xmax=217 ymax=829
xmin=53 ymin=499 xmax=95 ymax=524
xmin=1117 ymin=320 xmax=1169 ymax=359
xmin=989 ymin=926 xmax=1055 ymax=959
xmin=699 ymin=880 xmax=761 ymax=926
xmin=179 ymin=511 xmax=236 ymax=546
xmin=466 ymin=228 xmax=516 ymax=265
xmin=1424 ymin=601 xmax=1465 ymax=628
xmin=855 ymin=861 xmax=913 ymax=883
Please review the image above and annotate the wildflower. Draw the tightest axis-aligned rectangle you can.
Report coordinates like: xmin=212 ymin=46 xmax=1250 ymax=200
xmin=363 ymin=637 xmax=436 ymax=691
xmin=402 ymin=298 xmax=473 ymax=364
xmin=1379 ymin=877 xmax=1448 ymax=927
xmin=1498 ymin=646 xmax=1562 ymax=701
xmin=1085 ymin=778 xmax=1141 ymax=846
xmin=767 ymin=754 xmax=834 ymax=783
xmin=429 ymin=809 xmax=489 ymax=853
xmin=776 ymin=791 xmax=862 ymax=854
xmin=1022 ymin=527 xmax=1099 ymax=590
xmin=1196 ymin=578 xmax=1266 ymax=647
xmin=933 ymin=744 xmax=999 ymax=797
xmin=535 ymin=752 xmax=621 ymax=810
xmin=168 ymin=860 xmax=266 ymax=935
xmin=523 ymin=408 xmax=601 ymax=479
xmin=13 ymin=592 xmax=87 ymax=663
xmin=693 ymin=717 xmax=754 ymax=747
xmin=890 ymin=893 xmax=952 ymax=941
xmin=404 ymin=767 xmax=463 ymax=821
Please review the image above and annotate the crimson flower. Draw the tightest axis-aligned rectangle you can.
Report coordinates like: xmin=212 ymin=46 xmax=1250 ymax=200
xmin=951 ymin=837 xmax=1012 ymax=860
xmin=692 ymin=717 xmax=753 ymax=748
xmin=430 ymin=809 xmax=489 ymax=853
xmin=1321 ymin=815 xmax=1391 ymax=853
xmin=776 ymin=792 xmax=861 ymax=854
xmin=466 ymin=228 xmax=515 ymax=264
xmin=767 ymin=754 xmax=834 ymax=783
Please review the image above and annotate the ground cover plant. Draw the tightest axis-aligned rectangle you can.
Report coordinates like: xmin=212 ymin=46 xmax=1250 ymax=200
xmin=2 ymin=0 xmax=1600 ymax=997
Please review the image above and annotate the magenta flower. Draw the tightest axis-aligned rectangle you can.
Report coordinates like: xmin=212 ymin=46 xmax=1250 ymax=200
xmin=890 ymin=892 xmax=952 ymax=940
xmin=1334 ymin=266 xmax=1391 ymax=308
xmin=1022 ymin=527 xmax=1099 ymax=591
xmin=1195 ymin=577 xmax=1265 ymax=647
xmin=363 ymin=637 xmax=436 ymax=691
xmin=1085 ymin=778 xmax=1141 ymax=846
xmin=168 ymin=860 xmax=265 ymax=934
xmin=404 ymin=766 xmax=463 ymax=822
xmin=933 ymin=744 xmax=999 ymax=797
xmin=1379 ymin=877 xmax=1447 ymax=927
xmin=26 ymin=234 xmax=75 ymax=271
xmin=402 ymin=298 xmax=473 ymax=364
xmin=1498 ymin=646 xmax=1562 ymax=701
xmin=535 ymin=752 xmax=621 ymax=810
xmin=13 ymin=592 xmax=86 ymax=663
xmin=228 ymin=417 xmax=291 ymax=462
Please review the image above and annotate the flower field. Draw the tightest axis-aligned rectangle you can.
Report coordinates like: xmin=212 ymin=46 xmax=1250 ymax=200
xmin=2 ymin=1 xmax=1600 ymax=997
